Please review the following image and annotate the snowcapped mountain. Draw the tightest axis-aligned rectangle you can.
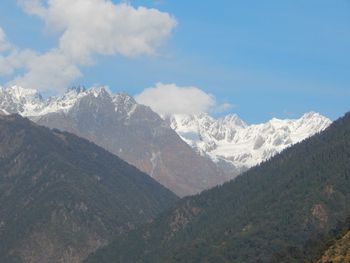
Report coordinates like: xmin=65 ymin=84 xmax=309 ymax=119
xmin=0 ymin=85 xmax=225 ymax=197
xmin=0 ymin=85 xmax=44 ymax=115
xmin=0 ymin=85 xmax=114 ymax=116
xmin=168 ymin=112 xmax=332 ymax=173
xmin=0 ymin=85 xmax=332 ymax=194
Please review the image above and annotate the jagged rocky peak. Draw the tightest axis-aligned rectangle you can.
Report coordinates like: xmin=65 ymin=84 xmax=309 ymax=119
xmin=0 ymin=85 xmax=43 ymax=114
xmin=301 ymin=111 xmax=323 ymax=119
xmin=0 ymin=85 xmax=139 ymax=117
xmin=169 ymin=112 xmax=246 ymax=133
xmin=88 ymin=86 xmax=111 ymax=98
xmin=170 ymin=111 xmax=332 ymax=171
xmin=0 ymin=84 xmax=163 ymax=126
xmin=112 ymin=92 xmax=138 ymax=115
xmin=0 ymin=85 xmax=41 ymax=100
xmin=57 ymin=85 xmax=111 ymax=102
xmin=113 ymin=92 xmax=136 ymax=105
xmin=222 ymin=113 xmax=247 ymax=128
xmin=298 ymin=111 xmax=331 ymax=128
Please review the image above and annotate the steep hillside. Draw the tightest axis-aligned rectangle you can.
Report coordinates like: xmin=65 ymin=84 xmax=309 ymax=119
xmin=0 ymin=114 xmax=177 ymax=263
xmin=86 ymin=112 xmax=350 ymax=263
xmin=0 ymin=86 xmax=226 ymax=196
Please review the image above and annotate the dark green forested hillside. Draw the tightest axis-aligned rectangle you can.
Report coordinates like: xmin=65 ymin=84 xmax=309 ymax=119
xmin=86 ymin=112 xmax=350 ymax=263
xmin=271 ymin=216 xmax=350 ymax=262
xmin=0 ymin=114 xmax=178 ymax=263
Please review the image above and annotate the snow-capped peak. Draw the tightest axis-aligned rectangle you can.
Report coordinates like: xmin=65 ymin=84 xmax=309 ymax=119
xmin=112 ymin=92 xmax=139 ymax=117
xmin=1 ymin=85 xmax=40 ymax=100
xmin=0 ymin=84 xmax=333 ymax=174
xmin=222 ymin=114 xmax=247 ymax=129
xmin=0 ymin=85 xmax=44 ymax=115
xmin=170 ymin=112 xmax=332 ymax=171
xmin=113 ymin=92 xmax=137 ymax=107
xmin=88 ymin=86 xmax=111 ymax=98
xmin=0 ymin=85 xmax=141 ymax=119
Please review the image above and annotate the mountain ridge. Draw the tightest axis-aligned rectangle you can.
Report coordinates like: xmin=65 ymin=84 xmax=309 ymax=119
xmin=169 ymin=111 xmax=331 ymax=173
xmin=0 ymin=113 xmax=178 ymax=263
xmin=0 ymin=85 xmax=332 ymax=195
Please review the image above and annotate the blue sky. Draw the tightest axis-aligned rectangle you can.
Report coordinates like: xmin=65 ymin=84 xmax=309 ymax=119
xmin=0 ymin=0 xmax=349 ymax=123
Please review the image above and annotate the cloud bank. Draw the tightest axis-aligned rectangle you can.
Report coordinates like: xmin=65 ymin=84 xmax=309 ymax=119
xmin=135 ymin=83 xmax=233 ymax=116
xmin=0 ymin=0 xmax=177 ymax=92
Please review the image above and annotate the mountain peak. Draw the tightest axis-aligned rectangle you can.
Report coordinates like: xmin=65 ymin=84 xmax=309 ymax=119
xmin=61 ymin=86 xmax=111 ymax=100
xmin=88 ymin=86 xmax=111 ymax=98
xmin=67 ymin=86 xmax=87 ymax=93
xmin=222 ymin=113 xmax=247 ymax=128
xmin=170 ymin=111 xmax=332 ymax=171
xmin=2 ymin=85 xmax=40 ymax=100
xmin=0 ymin=85 xmax=43 ymax=115
xmin=301 ymin=111 xmax=324 ymax=120
xmin=0 ymin=85 xmax=154 ymax=125
xmin=113 ymin=92 xmax=137 ymax=105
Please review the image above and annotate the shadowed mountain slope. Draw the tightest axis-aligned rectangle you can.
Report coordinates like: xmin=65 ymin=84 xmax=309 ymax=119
xmin=0 ymin=114 xmax=177 ymax=263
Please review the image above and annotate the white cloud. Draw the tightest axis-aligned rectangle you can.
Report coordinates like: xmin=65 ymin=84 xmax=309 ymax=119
xmin=0 ymin=27 xmax=11 ymax=52
xmin=0 ymin=27 xmax=39 ymax=76
xmin=20 ymin=0 xmax=177 ymax=61
xmin=17 ymin=0 xmax=46 ymax=17
xmin=0 ymin=49 xmax=37 ymax=75
xmin=212 ymin=102 xmax=234 ymax=113
xmin=135 ymin=83 xmax=231 ymax=116
xmin=10 ymin=49 xmax=82 ymax=92
xmin=1 ymin=0 xmax=177 ymax=92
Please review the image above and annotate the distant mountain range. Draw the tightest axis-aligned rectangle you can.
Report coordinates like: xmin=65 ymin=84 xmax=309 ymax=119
xmin=85 ymin=112 xmax=350 ymax=263
xmin=0 ymin=85 xmax=331 ymax=195
xmin=168 ymin=111 xmax=331 ymax=174
xmin=0 ymin=114 xmax=177 ymax=263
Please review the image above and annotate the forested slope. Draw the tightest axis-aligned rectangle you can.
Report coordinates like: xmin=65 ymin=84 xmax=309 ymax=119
xmin=86 ymin=112 xmax=350 ymax=263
